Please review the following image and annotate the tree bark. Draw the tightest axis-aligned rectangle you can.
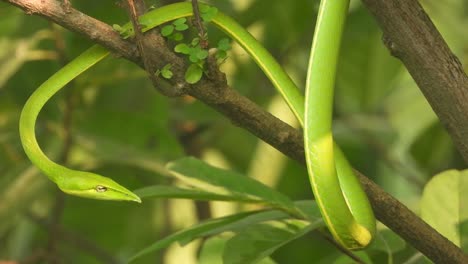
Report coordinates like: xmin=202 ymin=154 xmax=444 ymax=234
xmin=360 ymin=0 xmax=468 ymax=163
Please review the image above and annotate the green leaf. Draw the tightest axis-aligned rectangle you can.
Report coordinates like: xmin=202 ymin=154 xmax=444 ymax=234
xmin=161 ymin=25 xmax=174 ymax=37
xmin=171 ymin=18 xmax=188 ymax=32
xmin=199 ymin=237 xmax=279 ymax=264
xmin=155 ymin=63 xmax=173 ymax=79
xmin=217 ymin=38 xmax=231 ymax=51
xmin=128 ymin=210 xmax=288 ymax=262
xmin=216 ymin=50 xmax=227 ymax=61
xmin=223 ymin=221 xmax=319 ymax=264
xmin=112 ymin=24 xmax=134 ymax=39
xmin=128 ymin=212 xmax=254 ymax=262
xmin=160 ymin=64 xmax=173 ymax=79
xmin=200 ymin=5 xmax=218 ymax=22
xmin=161 ymin=69 xmax=172 ymax=79
xmin=184 ymin=64 xmax=203 ymax=84
xmin=172 ymin=32 xmax=183 ymax=41
xmin=369 ymin=229 xmax=405 ymax=253
xmin=190 ymin=210 xmax=292 ymax=245
xmin=334 ymin=251 xmax=372 ymax=264
xmin=166 ymin=157 xmax=295 ymax=211
xmin=192 ymin=37 xmax=200 ymax=46
xmin=189 ymin=53 xmax=200 ymax=63
xmin=175 ymin=23 xmax=189 ymax=31
xmin=173 ymin=17 xmax=187 ymax=26
xmin=186 ymin=46 xmax=208 ymax=63
xmin=292 ymin=200 xmax=322 ymax=222
xmin=134 ymin=185 xmax=259 ymax=202
xmin=199 ymin=4 xmax=210 ymax=13
xmin=421 ymin=169 xmax=468 ymax=247
xmin=199 ymin=237 xmax=227 ymax=264
xmin=112 ymin=24 xmax=122 ymax=32
xmin=368 ymin=228 xmax=406 ymax=263
xmin=196 ymin=49 xmax=209 ymax=60
xmin=174 ymin=43 xmax=190 ymax=54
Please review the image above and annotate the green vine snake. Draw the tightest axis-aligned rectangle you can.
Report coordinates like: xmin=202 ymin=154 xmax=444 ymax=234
xmin=19 ymin=1 xmax=375 ymax=249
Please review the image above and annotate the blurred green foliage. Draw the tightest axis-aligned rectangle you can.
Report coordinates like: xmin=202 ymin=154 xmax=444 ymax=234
xmin=0 ymin=0 xmax=467 ymax=263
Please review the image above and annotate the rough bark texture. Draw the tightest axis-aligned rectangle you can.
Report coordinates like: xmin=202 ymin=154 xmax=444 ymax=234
xmin=361 ymin=0 xmax=468 ymax=163
xmin=4 ymin=0 xmax=468 ymax=263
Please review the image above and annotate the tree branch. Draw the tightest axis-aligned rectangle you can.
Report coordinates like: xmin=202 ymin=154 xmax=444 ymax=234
xmin=360 ymin=0 xmax=468 ymax=163
xmin=4 ymin=0 xmax=467 ymax=263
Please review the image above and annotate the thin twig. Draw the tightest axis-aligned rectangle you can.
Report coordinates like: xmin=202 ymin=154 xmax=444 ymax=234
xmin=191 ymin=0 xmax=208 ymax=48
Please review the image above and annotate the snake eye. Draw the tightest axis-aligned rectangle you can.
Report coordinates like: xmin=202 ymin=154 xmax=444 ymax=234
xmin=95 ymin=185 xmax=107 ymax=192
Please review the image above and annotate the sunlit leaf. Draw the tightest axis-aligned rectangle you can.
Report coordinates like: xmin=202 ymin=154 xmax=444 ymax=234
xmin=161 ymin=25 xmax=174 ymax=36
xmin=135 ymin=185 xmax=259 ymax=202
xmin=167 ymin=157 xmax=296 ymax=212
xmin=184 ymin=64 xmax=203 ymax=84
xmin=421 ymin=169 xmax=468 ymax=246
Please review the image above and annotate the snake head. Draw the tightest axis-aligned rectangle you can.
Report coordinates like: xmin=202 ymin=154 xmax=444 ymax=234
xmin=56 ymin=171 xmax=141 ymax=203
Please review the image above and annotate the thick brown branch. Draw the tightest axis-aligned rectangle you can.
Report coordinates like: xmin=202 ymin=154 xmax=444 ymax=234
xmin=4 ymin=0 xmax=467 ymax=263
xmin=5 ymin=0 xmax=141 ymax=63
xmin=360 ymin=0 xmax=468 ymax=163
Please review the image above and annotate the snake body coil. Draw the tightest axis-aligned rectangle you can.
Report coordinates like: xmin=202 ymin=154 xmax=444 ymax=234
xmin=19 ymin=2 xmax=375 ymax=248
